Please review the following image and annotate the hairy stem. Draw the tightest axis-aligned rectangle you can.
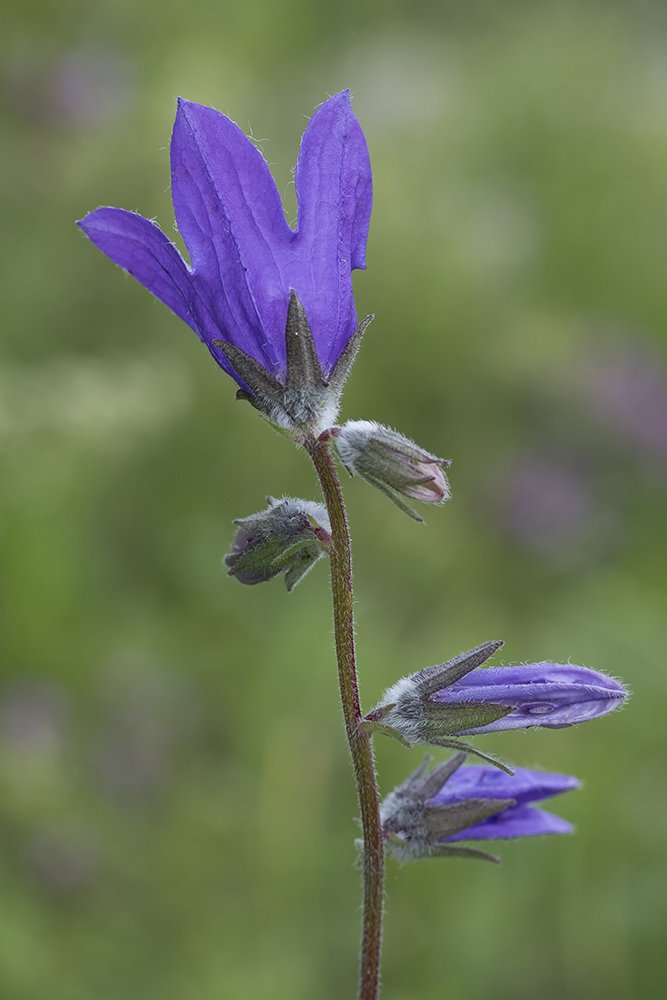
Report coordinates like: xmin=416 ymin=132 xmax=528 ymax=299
xmin=305 ymin=434 xmax=384 ymax=1000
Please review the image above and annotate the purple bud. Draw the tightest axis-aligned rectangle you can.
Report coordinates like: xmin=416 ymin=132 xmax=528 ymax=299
xmin=332 ymin=420 xmax=450 ymax=520
xmin=371 ymin=641 xmax=628 ymax=746
xmin=380 ymin=753 xmax=579 ymax=863
xmin=429 ymin=661 xmax=628 ymax=735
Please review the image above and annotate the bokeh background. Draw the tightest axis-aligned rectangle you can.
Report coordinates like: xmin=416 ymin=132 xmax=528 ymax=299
xmin=2 ymin=1 xmax=667 ymax=997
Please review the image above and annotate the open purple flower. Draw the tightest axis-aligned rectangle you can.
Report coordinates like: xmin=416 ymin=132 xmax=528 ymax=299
xmin=380 ymin=753 xmax=579 ymax=863
xmin=77 ymin=91 xmax=373 ymax=432
xmin=368 ymin=641 xmax=628 ymax=758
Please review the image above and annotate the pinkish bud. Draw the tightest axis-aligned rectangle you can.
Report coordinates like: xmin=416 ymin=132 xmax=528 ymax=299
xmin=332 ymin=420 xmax=450 ymax=520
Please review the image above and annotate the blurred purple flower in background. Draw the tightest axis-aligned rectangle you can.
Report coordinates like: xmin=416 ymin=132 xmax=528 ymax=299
xmin=584 ymin=338 xmax=667 ymax=466
xmin=4 ymin=45 xmax=134 ymax=129
xmin=27 ymin=820 xmax=100 ymax=893
xmin=501 ymin=455 xmax=597 ymax=557
xmin=78 ymin=90 xmax=372 ymax=425
xmin=95 ymin=654 xmax=201 ymax=809
xmin=0 ymin=679 xmax=70 ymax=754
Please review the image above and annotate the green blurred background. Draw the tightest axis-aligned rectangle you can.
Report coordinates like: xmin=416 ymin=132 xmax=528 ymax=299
xmin=2 ymin=1 xmax=667 ymax=997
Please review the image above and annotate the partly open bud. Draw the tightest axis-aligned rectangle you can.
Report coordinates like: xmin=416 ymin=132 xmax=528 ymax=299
xmin=380 ymin=753 xmax=579 ymax=864
xmin=224 ymin=496 xmax=331 ymax=591
xmin=367 ymin=641 xmax=628 ymax=756
xmin=330 ymin=420 xmax=450 ymax=520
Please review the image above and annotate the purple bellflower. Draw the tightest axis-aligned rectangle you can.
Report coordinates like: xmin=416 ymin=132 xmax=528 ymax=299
xmin=77 ymin=91 xmax=373 ymax=433
xmin=367 ymin=641 xmax=628 ymax=759
xmin=380 ymin=752 xmax=579 ymax=864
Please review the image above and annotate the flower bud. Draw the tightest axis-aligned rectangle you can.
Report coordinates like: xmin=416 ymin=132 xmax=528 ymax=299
xmin=370 ymin=640 xmax=628 ymax=748
xmin=380 ymin=753 xmax=580 ymax=864
xmin=331 ymin=420 xmax=450 ymax=520
xmin=224 ymin=496 xmax=331 ymax=591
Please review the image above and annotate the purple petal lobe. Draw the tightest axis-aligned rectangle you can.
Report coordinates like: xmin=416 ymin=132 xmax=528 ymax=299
xmin=293 ymin=90 xmax=373 ymax=371
xmin=445 ymin=805 xmax=574 ymax=841
xmin=77 ymin=207 xmax=200 ymax=333
xmin=430 ymin=663 xmax=627 ymax=735
xmin=430 ymin=765 xmax=579 ymax=842
xmin=429 ymin=765 xmax=580 ymax=808
xmin=171 ymin=98 xmax=293 ymax=375
xmin=77 ymin=207 xmax=252 ymax=390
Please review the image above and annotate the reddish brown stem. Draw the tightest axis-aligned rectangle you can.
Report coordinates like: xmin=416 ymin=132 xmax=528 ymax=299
xmin=305 ymin=434 xmax=384 ymax=1000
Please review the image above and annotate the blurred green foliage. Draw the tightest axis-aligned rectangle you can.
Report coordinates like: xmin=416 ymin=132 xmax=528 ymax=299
xmin=2 ymin=1 xmax=667 ymax=997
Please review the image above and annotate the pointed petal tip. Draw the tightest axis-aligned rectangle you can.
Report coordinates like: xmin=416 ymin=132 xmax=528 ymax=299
xmin=76 ymin=208 xmax=102 ymax=231
xmin=312 ymin=88 xmax=356 ymax=120
xmin=176 ymin=95 xmax=204 ymax=113
xmin=75 ymin=207 xmax=112 ymax=235
xmin=175 ymin=95 xmax=242 ymax=128
xmin=75 ymin=206 xmax=163 ymax=240
xmin=77 ymin=206 xmax=123 ymax=232
xmin=174 ymin=96 xmax=222 ymax=128
xmin=174 ymin=96 xmax=197 ymax=122
xmin=323 ymin=89 xmax=351 ymax=107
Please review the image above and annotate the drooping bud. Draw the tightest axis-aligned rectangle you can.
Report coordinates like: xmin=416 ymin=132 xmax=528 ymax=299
xmin=368 ymin=641 xmax=628 ymax=754
xmin=380 ymin=753 xmax=580 ymax=864
xmin=330 ymin=420 xmax=450 ymax=520
xmin=224 ymin=496 xmax=331 ymax=591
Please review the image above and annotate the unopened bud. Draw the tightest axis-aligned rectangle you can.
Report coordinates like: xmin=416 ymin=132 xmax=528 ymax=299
xmin=224 ymin=496 xmax=331 ymax=591
xmin=370 ymin=641 xmax=628 ymax=751
xmin=331 ymin=420 xmax=450 ymax=520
